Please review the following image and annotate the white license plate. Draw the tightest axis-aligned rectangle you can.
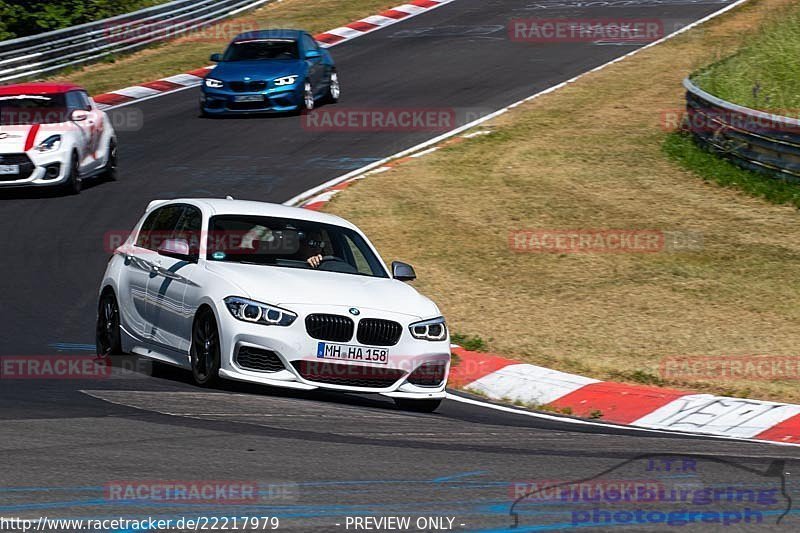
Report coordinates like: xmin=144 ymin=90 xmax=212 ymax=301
xmin=0 ymin=164 xmax=19 ymax=175
xmin=234 ymin=95 xmax=264 ymax=102
xmin=316 ymin=342 xmax=388 ymax=364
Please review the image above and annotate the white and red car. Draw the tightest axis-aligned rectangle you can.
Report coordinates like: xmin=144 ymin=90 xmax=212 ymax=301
xmin=0 ymin=82 xmax=116 ymax=194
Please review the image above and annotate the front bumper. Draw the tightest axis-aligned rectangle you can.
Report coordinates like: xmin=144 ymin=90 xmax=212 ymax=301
xmin=0 ymin=148 xmax=70 ymax=188
xmin=216 ymin=304 xmax=450 ymax=400
xmin=201 ymin=83 xmax=304 ymax=114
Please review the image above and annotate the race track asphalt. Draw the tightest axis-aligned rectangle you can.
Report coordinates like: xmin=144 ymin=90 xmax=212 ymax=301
xmin=4 ymin=0 xmax=799 ymax=530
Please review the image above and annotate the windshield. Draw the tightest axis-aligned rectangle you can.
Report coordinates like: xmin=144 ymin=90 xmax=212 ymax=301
xmin=207 ymin=215 xmax=388 ymax=278
xmin=222 ymin=39 xmax=299 ymax=61
xmin=0 ymin=94 xmax=68 ymax=125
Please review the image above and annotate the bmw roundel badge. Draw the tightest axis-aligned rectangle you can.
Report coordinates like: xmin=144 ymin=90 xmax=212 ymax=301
xmin=349 ymin=308 xmax=360 ymax=316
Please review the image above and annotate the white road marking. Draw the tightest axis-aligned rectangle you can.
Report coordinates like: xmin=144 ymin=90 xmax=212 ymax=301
xmin=445 ymin=393 xmax=800 ymax=448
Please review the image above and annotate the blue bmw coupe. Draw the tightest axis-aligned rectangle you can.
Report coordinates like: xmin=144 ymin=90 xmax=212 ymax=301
xmin=200 ymin=29 xmax=339 ymax=116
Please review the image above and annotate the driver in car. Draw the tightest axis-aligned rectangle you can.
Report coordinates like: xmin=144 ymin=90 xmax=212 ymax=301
xmin=239 ymin=224 xmax=324 ymax=267
xmin=302 ymin=231 xmax=325 ymax=268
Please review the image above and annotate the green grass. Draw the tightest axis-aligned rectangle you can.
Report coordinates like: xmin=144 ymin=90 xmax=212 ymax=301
xmin=663 ymin=131 xmax=800 ymax=208
xmin=692 ymin=3 xmax=800 ymax=111
xmin=450 ymin=333 xmax=488 ymax=352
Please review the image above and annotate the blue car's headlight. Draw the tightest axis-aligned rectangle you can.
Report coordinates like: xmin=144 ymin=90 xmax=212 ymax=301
xmin=274 ymin=75 xmax=299 ymax=87
xmin=224 ymin=296 xmax=296 ymax=327
xmin=204 ymin=78 xmax=224 ymax=88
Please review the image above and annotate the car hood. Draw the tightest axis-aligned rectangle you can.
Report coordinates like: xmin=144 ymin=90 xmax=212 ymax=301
xmin=210 ymin=60 xmax=306 ymax=81
xmin=0 ymin=124 xmax=47 ymax=152
xmin=205 ymin=262 xmax=439 ymax=319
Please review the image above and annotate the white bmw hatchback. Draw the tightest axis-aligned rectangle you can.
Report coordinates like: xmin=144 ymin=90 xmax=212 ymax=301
xmin=97 ymin=198 xmax=450 ymax=412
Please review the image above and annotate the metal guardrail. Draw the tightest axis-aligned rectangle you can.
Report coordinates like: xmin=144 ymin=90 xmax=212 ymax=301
xmin=683 ymin=77 xmax=800 ymax=181
xmin=0 ymin=0 xmax=271 ymax=83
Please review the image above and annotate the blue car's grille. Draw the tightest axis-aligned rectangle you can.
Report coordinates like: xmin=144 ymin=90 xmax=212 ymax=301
xmin=229 ymin=81 xmax=268 ymax=92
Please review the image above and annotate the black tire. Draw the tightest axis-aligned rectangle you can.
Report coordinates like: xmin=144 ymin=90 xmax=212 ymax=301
xmin=394 ymin=398 xmax=442 ymax=413
xmin=62 ymin=153 xmax=81 ymax=195
xmin=324 ymin=70 xmax=340 ymax=104
xmin=190 ymin=308 xmax=221 ymax=387
xmin=102 ymin=139 xmax=118 ymax=181
xmin=96 ymin=290 xmax=123 ymax=357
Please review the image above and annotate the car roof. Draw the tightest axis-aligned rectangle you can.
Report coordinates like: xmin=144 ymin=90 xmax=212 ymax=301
xmin=232 ymin=29 xmax=304 ymax=42
xmin=0 ymin=82 xmax=84 ymax=96
xmin=148 ymin=198 xmax=360 ymax=231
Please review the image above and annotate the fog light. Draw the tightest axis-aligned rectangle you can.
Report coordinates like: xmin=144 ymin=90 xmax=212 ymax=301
xmin=407 ymin=362 xmax=447 ymax=387
xmin=44 ymin=163 xmax=61 ymax=180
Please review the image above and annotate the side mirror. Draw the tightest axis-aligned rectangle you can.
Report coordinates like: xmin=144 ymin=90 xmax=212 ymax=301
xmin=71 ymin=109 xmax=88 ymax=122
xmin=157 ymin=239 xmax=195 ymax=261
xmin=392 ymin=261 xmax=416 ymax=281
xmin=305 ymin=49 xmax=322 ymax=60
xmin=210 ymin=53 xmax=222 ymax=62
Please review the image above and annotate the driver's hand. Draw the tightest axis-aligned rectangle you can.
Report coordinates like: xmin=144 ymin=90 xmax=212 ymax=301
xmin=307 ymin=254 xmax=323 ymax=268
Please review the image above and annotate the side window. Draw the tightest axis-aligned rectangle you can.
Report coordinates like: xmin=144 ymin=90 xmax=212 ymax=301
xmin=341 ymin=234 xmax=373 ymax=276
xmin=135 ymin=206 xmax=185 ymax=251
xmin=65 ymin=91 xmax=83 ymax=112
xmin=302 ymin=34 xmax=318 ymax=52
xmin=78 ymin=91 xmax=92 ymax=111
xmin=173 ymin=205 xmax=203 ymax=255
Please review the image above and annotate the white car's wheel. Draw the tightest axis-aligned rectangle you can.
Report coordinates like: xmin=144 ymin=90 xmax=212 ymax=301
xmin=62 ymin=154 xmax=81 ymax=195
xmin=102 ymin=139 xmax=118 ymax=181
xmin=190 ymin=308 xmax=221 ymax=387
xmin=96 ymin=290 xmax=122 ymax=356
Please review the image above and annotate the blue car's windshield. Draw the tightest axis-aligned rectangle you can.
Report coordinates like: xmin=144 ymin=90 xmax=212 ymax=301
xmin=223 ymin=39 xmax=299 ymax=61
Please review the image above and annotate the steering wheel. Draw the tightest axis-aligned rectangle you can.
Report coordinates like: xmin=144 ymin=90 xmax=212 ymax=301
xmin=317 ymin=255 xmax=357 ymax=273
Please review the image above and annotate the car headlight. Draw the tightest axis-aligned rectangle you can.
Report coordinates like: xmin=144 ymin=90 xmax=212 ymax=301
xmin=224 ymin=296 xmax=296 ymax=327
xmin=409 ymin=316 xmax=447 ymax=341
xmin=36 ymin=135 xmax=61 ymax=152
xmin=204 ymin=78 xmax=224 ymax=88
xmin=273 ymin=75 xmax=299 ymax=86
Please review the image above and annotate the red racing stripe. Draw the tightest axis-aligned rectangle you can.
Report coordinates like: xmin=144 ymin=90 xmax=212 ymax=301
xmin=411 ymin=0 xmax=440 ymax=7
xmin=448 ymin=347 xmax=517 ymax=388
xmin=23 ymin=123 xmax=40 ymax=151
xmin=547 ymin=382 xmax=689 ymax=424
xmin=346 ymin=20 xmax=380 ymax=32
xmin=754 ymin=413 xmax=800 ymax=443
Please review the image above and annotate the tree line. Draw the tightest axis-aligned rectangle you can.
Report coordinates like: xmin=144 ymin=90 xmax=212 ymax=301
xmin=0 ymin=0 xmax=168 ymax=40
